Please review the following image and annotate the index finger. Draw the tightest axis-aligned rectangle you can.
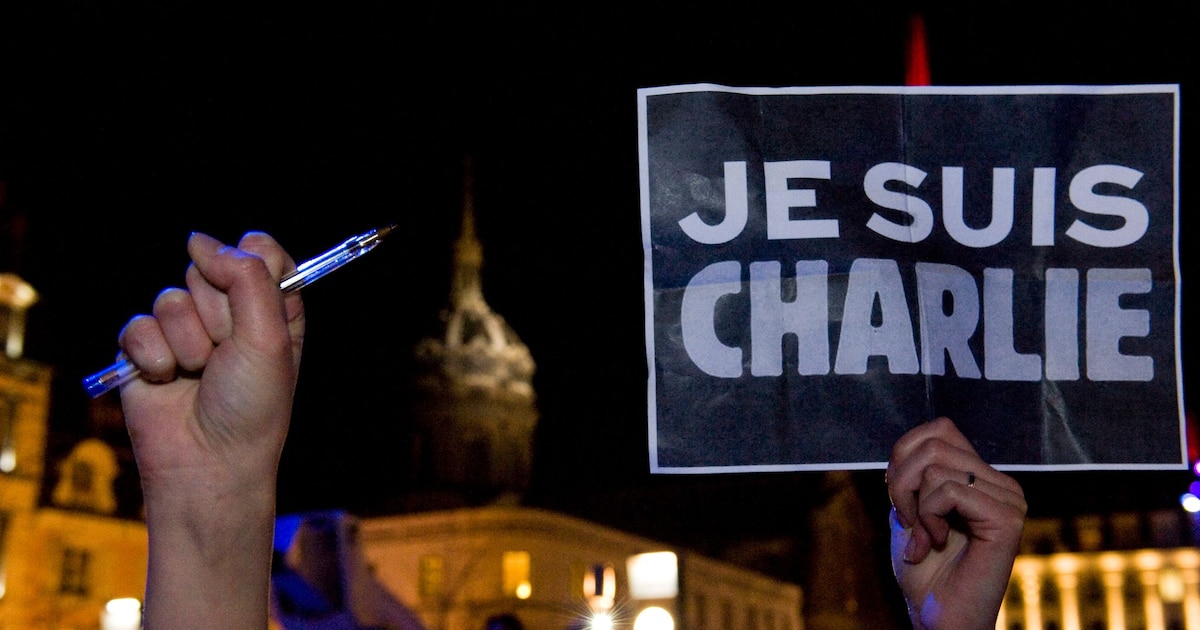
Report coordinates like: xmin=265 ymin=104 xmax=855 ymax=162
xmin=890 ymin=416 xmax=976 ymax=465
xmin=886 ymin=417 xmax=980 ymax=525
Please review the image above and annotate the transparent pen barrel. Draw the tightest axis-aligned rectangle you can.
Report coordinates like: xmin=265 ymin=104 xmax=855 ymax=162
xmin=80 ymin=225 xmax=393 ymax=398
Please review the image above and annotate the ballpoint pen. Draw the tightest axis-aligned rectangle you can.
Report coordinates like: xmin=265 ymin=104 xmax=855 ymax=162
xmin=81 ymin=224 xmax=396 ymax=398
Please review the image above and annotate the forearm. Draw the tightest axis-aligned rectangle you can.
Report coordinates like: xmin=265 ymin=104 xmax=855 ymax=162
xmin=114 ymin=231 xmax=303 ymax=629
xmin=141 ymin=477 xmax=277 ymax=630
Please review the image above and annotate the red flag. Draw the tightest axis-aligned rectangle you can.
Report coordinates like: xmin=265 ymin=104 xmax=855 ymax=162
xmin=906 ymin=13 xmax=931 ymax=86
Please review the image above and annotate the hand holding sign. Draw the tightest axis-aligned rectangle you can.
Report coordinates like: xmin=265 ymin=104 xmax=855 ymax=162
xmin=887 ymin=417 xmax=1027 ymax=630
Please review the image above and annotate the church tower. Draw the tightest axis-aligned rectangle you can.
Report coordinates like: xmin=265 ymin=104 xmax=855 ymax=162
xmin=406 ymin=161 xmax=538 ymax=509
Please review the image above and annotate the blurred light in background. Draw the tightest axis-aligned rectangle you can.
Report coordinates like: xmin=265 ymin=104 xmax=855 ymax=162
xmin=633 ymin=606 xmax=674 ymax=630
xmin=626 ymin=551 xmax=678 ymax=599
xmin=100 ymin=598 xmax=142 ymax=630
xmin=588 ymin=611 xmax=614 ymax=630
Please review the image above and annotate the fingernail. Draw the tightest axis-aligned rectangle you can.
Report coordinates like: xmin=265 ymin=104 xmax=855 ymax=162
xmin=904 ymin=536 xmax=917 ymax=563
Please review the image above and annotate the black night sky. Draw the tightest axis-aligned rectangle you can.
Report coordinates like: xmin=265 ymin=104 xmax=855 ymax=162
xmin=1 ymin=1 xmax=1196 ymax=609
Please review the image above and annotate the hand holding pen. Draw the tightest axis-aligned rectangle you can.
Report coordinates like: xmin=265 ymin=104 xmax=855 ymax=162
xmin=83 ymin=225 xmax=394 ymax=397
xmin=112 ymin=229 xmax=344 ymax=629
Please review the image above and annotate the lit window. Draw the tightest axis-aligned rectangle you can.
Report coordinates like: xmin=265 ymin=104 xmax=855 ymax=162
xmin=0 ymin=511 xmax=8 ymax=600
xmin=1160 ymin=567 xmax=1185 ymax=603
xmin=584 ymin=563 xmax=616 ymax=597
xmin=584 ymin=563 xmax=616 ymax=610
xmin=0 ymin=395 xmax=17 ymax=473
xmin=627 ymin=551 xmax=678 ymax=599
xmin=502 ymin=551 xmax=531 ymax=599
xmin=419 ymin=555 xmax=443 ymax=599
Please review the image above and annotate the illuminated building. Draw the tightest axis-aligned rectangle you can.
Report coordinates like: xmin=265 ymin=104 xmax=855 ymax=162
xmin=273 ymin=506 xmax=804 ymax=630
xmin=997 ymin=512 xmax=1200 ymax=630
xmin=0 ymin=275 xmax=147 ymax=630
xmin=4 ymin=172 xmax=1196 ymax=629
xmin=270 ymin=165 xmax=807 ymax=629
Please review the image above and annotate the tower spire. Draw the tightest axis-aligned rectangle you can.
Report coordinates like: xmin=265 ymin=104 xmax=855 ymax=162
xmin=407 ymin=158 xmax=539 ymax=509
xmin=451 ymin=158 xmax=485 ymax=308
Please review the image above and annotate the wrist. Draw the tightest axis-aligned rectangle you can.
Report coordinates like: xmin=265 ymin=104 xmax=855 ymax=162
xmin=141 ymin=459 xmax=277 ymax=550
xmin=140 ymin=468 xmax=278 ymax=630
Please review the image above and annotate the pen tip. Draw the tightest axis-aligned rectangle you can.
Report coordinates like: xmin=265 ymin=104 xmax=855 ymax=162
xmin=377 ymin=224 xmax=397 ymax=239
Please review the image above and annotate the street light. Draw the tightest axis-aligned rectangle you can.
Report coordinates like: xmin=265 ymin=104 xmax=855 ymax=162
xmin=588 ymin=611 xmax=615 ymax=630
xmin=633 ymin=606 xmax=674 ymax=630
xmin=100 ymin=598 xmax=142 ymax=630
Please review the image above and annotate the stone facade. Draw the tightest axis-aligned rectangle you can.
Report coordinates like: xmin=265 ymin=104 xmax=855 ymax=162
xmin=0 ymin=356 xmax=147 ymax=630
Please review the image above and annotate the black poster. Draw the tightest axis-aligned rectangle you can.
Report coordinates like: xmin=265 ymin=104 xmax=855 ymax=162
xmin=638 ymin=84 xmax=1182 ymax=472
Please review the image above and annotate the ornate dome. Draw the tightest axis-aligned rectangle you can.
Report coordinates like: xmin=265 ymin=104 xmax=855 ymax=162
xmin=413 ymin=186 xmax=536 ymax=401
xmin=406 ymin=162 xmax=539 ymax=507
